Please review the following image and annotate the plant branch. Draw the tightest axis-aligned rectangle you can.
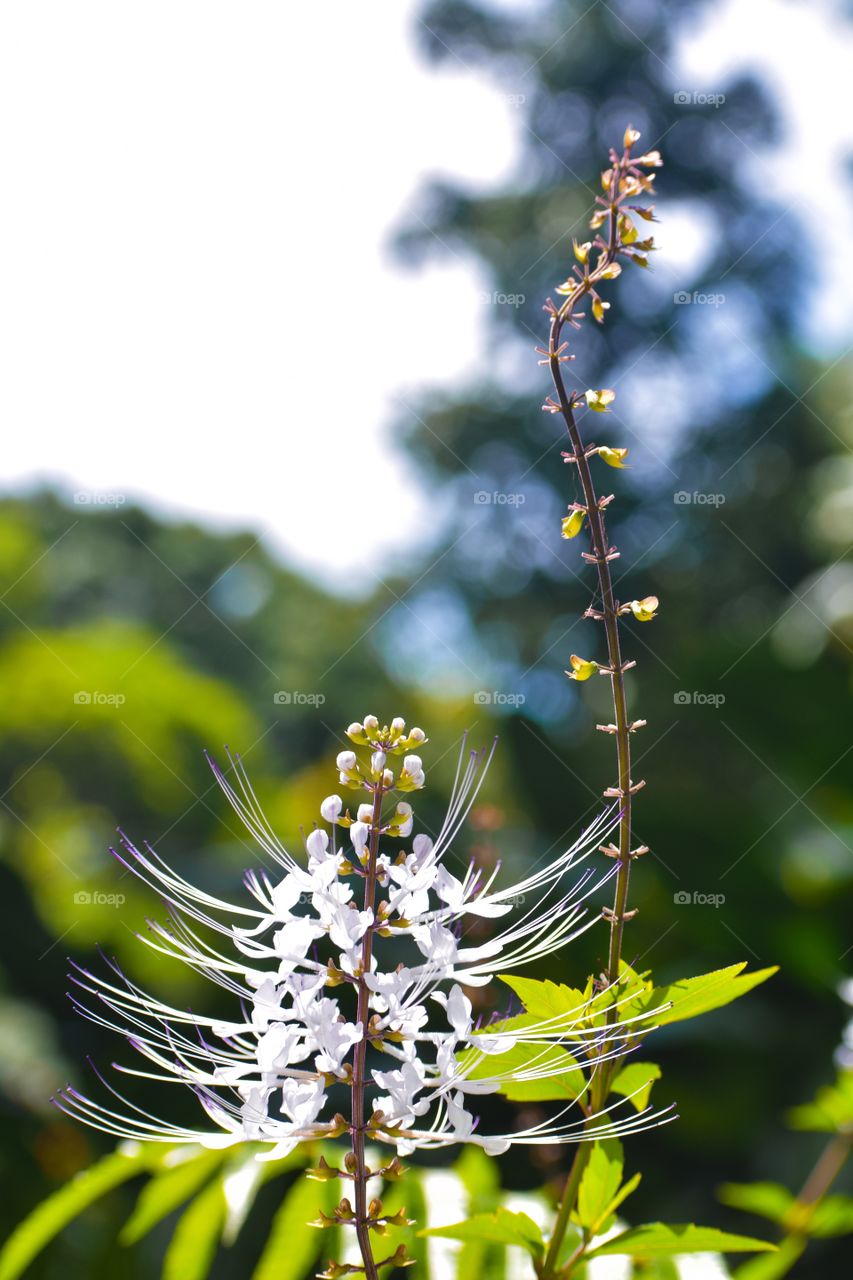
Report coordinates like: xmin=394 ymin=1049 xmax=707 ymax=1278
xmin=350 ymin=785 xmax=385 ymax=1280
xmin=539 ymin=132 xmax=659 ymax=1280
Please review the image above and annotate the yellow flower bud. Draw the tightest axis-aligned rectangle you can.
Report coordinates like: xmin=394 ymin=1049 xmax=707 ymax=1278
xmin=591 ymin=296 xmax=610 ymax=323
xmin=624 ymin=125 xmax=642 ymax=149
xmin=629 ymin=595 xmax=659 ymax=622
xmin=585 ymin=388 xmax=616 ymax=412
xmin=561 ymin=509 xmax=585 ymax=539
xmin=599 ymin=261 xmax=622 ymax=280
xmin=597 ymin=446 xmax=630 ymax=468
xmin=566 ymin=654 xmax=598 ymax=681
xmin=573 ymin=239 xmax=592 ymax=264
xmin=618 ymin=214 xmax=638 ymax=245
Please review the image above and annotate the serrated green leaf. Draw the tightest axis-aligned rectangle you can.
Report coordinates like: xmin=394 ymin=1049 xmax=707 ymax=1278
xmin=252 ymin=1174 xmax=337 ymax=1280
xmin=576 ymin=1140 xmax=623 ymax=1231
xmin=498 ymin=974 xmax=588 ymax=1020
xmin=0 ymin=1145 xmax=158 ymax=1280
xmin=629 ymin=964 xmax=778 ymax=1028
xmin=586 ymin=1222 xmax=776 ymax=1258
xmin=717 ymin=1182 xmax=794 ymax=1225
xmin=611 ymin=1061 xmax=661 ymax=1111
xmin=162 ymin=1174 xmax=227 ymax=1280
xmin=808 ymin=1193 xmax=853 ymax=1237
xmin=121 ymin=1148 xmax=226 ymax=1245
xmin=421 ymin=1209 xmax=544 ymax=1259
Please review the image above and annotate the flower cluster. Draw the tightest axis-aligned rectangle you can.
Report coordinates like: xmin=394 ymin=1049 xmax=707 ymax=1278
xmin=58 ymin=720 xmax=671 ymax=1197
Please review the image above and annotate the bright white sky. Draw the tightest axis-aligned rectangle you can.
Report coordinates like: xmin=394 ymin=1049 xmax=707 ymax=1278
xmin=0 ymin=0 xmax=850 ymax=590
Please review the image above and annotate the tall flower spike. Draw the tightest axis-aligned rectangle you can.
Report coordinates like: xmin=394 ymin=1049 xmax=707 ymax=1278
xmin=534 ymin=125 xmax=665 ymax=1279
xmin=57 ymin=722 xmax=672 ymax=1279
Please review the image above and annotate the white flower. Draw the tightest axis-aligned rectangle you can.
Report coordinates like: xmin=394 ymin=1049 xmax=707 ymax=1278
xmin=58 ymin=734 xmax=671 ymax=1169
xmin=350 ymin=821 xmax=370 ymax=858
xmin=320 ymin=794 xmax=342 ymax=824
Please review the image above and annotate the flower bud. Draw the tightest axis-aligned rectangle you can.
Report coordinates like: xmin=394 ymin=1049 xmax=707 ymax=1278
xmin=320 ymin=794 xmax=342 ymax=823
xmin=629 ymin=595 xmax=659 ymax=622
xmin=363 ymin=715 xmax=379 ymax=734
xmin=413 ymin=833 xmax=433 ymax=860
xmin=408 ymin=727 xmax=425 ymax=744
xmin=382 ymin=768 xmax=394 ymax=789
xmin=566 ymin=654 xmax=598 ymax=681
xmin=585 ymin=388 xmax=615 ymax=412
xmin=351 ymin=822 xmax=369 ymax=857
xmin=561 ymin=509 xmax=585 ymax=539
xmin=403 ymin=755 xmax=422 ymax=774
xmin=307 ymin=828 xmax=329 ymax=861
xmin=624 ymin=124 xmax=641 ymax=149
xmin=391 ymin=717 xmax=406 ymax=734
xmin=346 ymin=722 xmax=366 ymax=743
xmin=597 ymin=446 xmax=629 ymax=469
xmin=371 ymin=751 xmax=387 ymax=776
xmin=336 ymin=751 xmax=356 ymax=772
xmin=356 ymin=803 xmax=375 ymax=823
xmin=387 ymin=801 xmax=414 ymax=838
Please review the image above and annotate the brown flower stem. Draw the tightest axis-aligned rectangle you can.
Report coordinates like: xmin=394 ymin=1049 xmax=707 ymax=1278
xmin=540 ymin=146 xmax=647 ymax=1280
xmin=350 ymin=785 xmax=385 ymax=1280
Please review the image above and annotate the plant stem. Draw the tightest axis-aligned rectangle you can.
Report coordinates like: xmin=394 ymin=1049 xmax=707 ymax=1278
xmin=350 ymin=786 xmax=385 ymax=1280
xmin=785 ymin=1130 xmax=851 ymax=1238
xmin=540 ymin=1144 xmax=591 ymax=1276
xmin=540 ymin=149 xmax=644 ymax=1280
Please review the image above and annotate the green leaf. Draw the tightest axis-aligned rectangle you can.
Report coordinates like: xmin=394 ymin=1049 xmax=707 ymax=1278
xmin=586 ymin=1222 xmax=776 ymax=1259
xmin=498 ymin=974 xmax=588 ymax=1020
xmin=718 ymin=1182 xmax=794 ymax=1225
xmin=452 ymin=1148 xmax=504 ymax=1279
xmin=576 ymin=1140 xmax=623 ymax=1231
xmin=629 ymin=964 xmax=778 ymax=1028
xmin=788 ymin=1070 xmax=853 ymax=1133
xmin=733 ymin=1237 xmax=806 ymax=1280
xmin=252 ymin=1174 xmax=337 ymax=1280
xmin=808 ymin=1193 xmax=853 ymax=1237
xmin=162 ymin=1175 xmax=227 ymax=1280
xmin=0 ymin=1145 xmax=157 ymax=1280
xmin=421 ymin=1209 xmax=545 ymax=1260
xmin=121 ymin=1148 xmax=226 ymax=1244
xmin=460 ymin=1020 xmax=587 ymax=1102
xmin=453 ymin=1145 xmax=500 ymax=1202
xmin=610 ymin=1061 xmax=661 ymax=1111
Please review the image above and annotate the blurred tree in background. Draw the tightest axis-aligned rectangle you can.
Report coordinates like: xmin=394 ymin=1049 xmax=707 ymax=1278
xmin=0 ymin=0 xmax=851 ymax=1276
xmin=382 ymin=0 xmax=852 ymax=1272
